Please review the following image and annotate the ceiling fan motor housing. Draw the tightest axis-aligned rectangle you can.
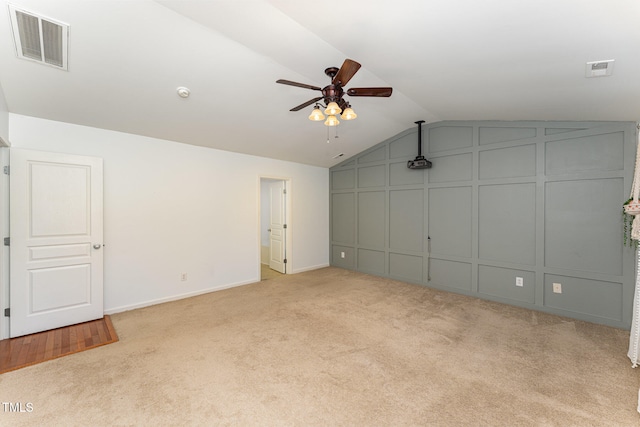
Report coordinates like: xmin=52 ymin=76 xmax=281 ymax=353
xmin=322 ymin=85 xmax=347 ymax=110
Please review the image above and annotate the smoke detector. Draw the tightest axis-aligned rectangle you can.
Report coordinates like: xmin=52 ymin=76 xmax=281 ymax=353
xmin=8 ymin=5 xmax=69 ymax=70
xmin=176 ymin=87 xmax=190 ymax=98
xmin=585 ymin=60 xmax=614 ymax=78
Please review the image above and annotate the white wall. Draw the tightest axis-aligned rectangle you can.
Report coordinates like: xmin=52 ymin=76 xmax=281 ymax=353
xmin=0 ymin=82 xmax=7 ymax=145
xmin=8 ymin=114 xmax=329 ymax=314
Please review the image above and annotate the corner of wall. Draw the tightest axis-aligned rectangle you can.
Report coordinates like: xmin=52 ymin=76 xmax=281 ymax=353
xmin=0 ymin=82 xmax=9 ymax=146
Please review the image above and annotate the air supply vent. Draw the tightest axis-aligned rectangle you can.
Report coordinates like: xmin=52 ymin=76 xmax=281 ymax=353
xmin=585 ymin=59 xmax=614 ymax=78
xmin=8 ymin=5 xmax=69 ymax=70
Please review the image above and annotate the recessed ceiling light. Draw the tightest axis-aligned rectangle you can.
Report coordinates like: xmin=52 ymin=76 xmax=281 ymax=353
xmin=177 ymin=87 xmax=190 ymax=98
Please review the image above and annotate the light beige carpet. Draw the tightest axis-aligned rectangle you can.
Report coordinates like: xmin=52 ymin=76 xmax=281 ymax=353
xmin=1 ymin=267 xmax=638 ymax=426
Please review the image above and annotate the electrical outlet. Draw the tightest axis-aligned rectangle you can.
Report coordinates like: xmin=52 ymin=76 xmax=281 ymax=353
xmin=552 ymin=282 xmax=562 ymax=294
xmin=515 ymin=277 xmax=523 ymax=287
xmin=181 ymin=273 xmax=187 ymax=281
xmin=340 ymin=251 xmax=345 ymax=259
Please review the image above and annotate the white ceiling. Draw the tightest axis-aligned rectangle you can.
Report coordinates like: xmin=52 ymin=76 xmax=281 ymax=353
xmin=0 ymin=0 xmax=638 ymax=168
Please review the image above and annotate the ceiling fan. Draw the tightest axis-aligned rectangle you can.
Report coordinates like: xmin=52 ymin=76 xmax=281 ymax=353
xmin=276 ymin=59 xmax=392 ymax=126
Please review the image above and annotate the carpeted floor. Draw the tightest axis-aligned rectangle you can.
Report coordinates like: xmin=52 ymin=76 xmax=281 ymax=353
xmin=0 ymin=267 xmax=638 ymax=426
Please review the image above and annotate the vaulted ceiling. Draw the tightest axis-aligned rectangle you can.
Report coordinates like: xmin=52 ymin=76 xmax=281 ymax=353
xmin=0 ymin=0 xmax=638 ymax=167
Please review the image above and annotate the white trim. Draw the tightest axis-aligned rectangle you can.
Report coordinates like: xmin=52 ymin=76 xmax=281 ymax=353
xmin=291 ymin=263 xmax=330 ymax=274
xmin=0 ymin=147 xmax=9 ymax=339
xmin=104 ymin=278 xmax=257 ymax=315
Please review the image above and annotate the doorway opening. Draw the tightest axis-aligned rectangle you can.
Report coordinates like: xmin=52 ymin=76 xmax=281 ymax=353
xmin=260 ymin=177 xmax=290 ymax=281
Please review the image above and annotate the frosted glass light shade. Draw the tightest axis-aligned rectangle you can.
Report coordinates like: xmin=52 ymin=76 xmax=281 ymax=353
xmin=325 ymin=101 xmax=342 ymax=115
xmin=308 ymin=106 xmax=325 ymax=121
xmin=324 ymin=115 xmax=340 ymax=126
xmin=341 ymin=107 xmax=357 ymax=120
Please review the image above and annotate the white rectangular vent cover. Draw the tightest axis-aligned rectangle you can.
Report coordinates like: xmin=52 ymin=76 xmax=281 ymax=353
xmin=8 ymin=5 xmax=68 ymax=70
xmin=585 ymin=59 xmax=614 ymax=78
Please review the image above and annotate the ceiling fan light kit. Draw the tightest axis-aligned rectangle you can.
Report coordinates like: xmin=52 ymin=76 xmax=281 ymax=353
xmin=276 ymin=59 xmax=392 ymax=127
xmin=341 ymin=106 xmax=357 ymax=121
xmin=324 ymin=115 xmax=340 ymax=127
xmin=325 ymin=101 xmax=342 ymax=116
xmin=308 ymin=106 xmax=325 ymax=121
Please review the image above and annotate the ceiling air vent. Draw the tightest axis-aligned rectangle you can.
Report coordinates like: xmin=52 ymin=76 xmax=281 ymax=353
xmin=8 ymin=5 xmax=69 ymax=70
xmin=585 ymin=59 xmax=614 ymax=78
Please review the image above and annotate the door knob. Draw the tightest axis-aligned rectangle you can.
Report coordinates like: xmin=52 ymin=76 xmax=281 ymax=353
xmin=93 ymin=244 xmax=102 ymax=249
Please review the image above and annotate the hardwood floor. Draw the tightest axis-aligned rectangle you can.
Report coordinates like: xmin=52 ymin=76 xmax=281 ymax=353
xmin=0 ymin=316 xmax=118 ymax=374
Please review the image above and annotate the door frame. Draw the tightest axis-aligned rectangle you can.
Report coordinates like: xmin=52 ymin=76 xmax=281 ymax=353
xmin=259 ymin=176 xmax=291 ymax=276
xmin=0 ymin=144 xmax=10 ymax=340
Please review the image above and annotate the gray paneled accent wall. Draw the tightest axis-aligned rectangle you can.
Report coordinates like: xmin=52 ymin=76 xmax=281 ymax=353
xmin=330 ymin=121 xmax=637 ymax=329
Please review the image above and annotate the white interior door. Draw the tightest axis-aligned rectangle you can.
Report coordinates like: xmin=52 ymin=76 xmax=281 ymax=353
xmin=10 ymin=148 xmax=103 ymax=338
xmin=269 ymin=181 xmax=286 ymax=274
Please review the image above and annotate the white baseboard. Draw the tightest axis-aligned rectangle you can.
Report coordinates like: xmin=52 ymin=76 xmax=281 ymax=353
xmin=290 ymin=263 xmax=329 ymax=274
xmin=104 ymin=278 xmax=258 ymax=315
xmin=105 ymin=265 xmax=330 ymax=315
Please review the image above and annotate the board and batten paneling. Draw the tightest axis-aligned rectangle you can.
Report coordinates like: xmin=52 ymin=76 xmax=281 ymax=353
xmin=330 ymin=121 xmax=636 ymax=329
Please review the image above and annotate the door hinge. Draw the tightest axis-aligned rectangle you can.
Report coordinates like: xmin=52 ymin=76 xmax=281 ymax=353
xmin=283 ymin=189 xmax=287 ymax=195
xmin=3 ymin=237 xmax=9 ymax=246
xmin=4 ymin=308 xmax=9 ymax=317
xmin=3 ymin=166 xmax=8 ymax=175
xmin=283 ymin=224 xmax=287 ymax=229
xmin=284 ymin=259 xmax=287 ymax=264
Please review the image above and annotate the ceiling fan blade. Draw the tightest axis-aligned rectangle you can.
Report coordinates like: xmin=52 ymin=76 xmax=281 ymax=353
xmin=276 ymin=79 xmax=322 ymax=91
xmin=332 ymin=59 xmax=361 ymax=87
xmin=347 ymin=87 xmax=393 ymax=97
xmin=290 ymin=96 xmax=323 ymax=112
